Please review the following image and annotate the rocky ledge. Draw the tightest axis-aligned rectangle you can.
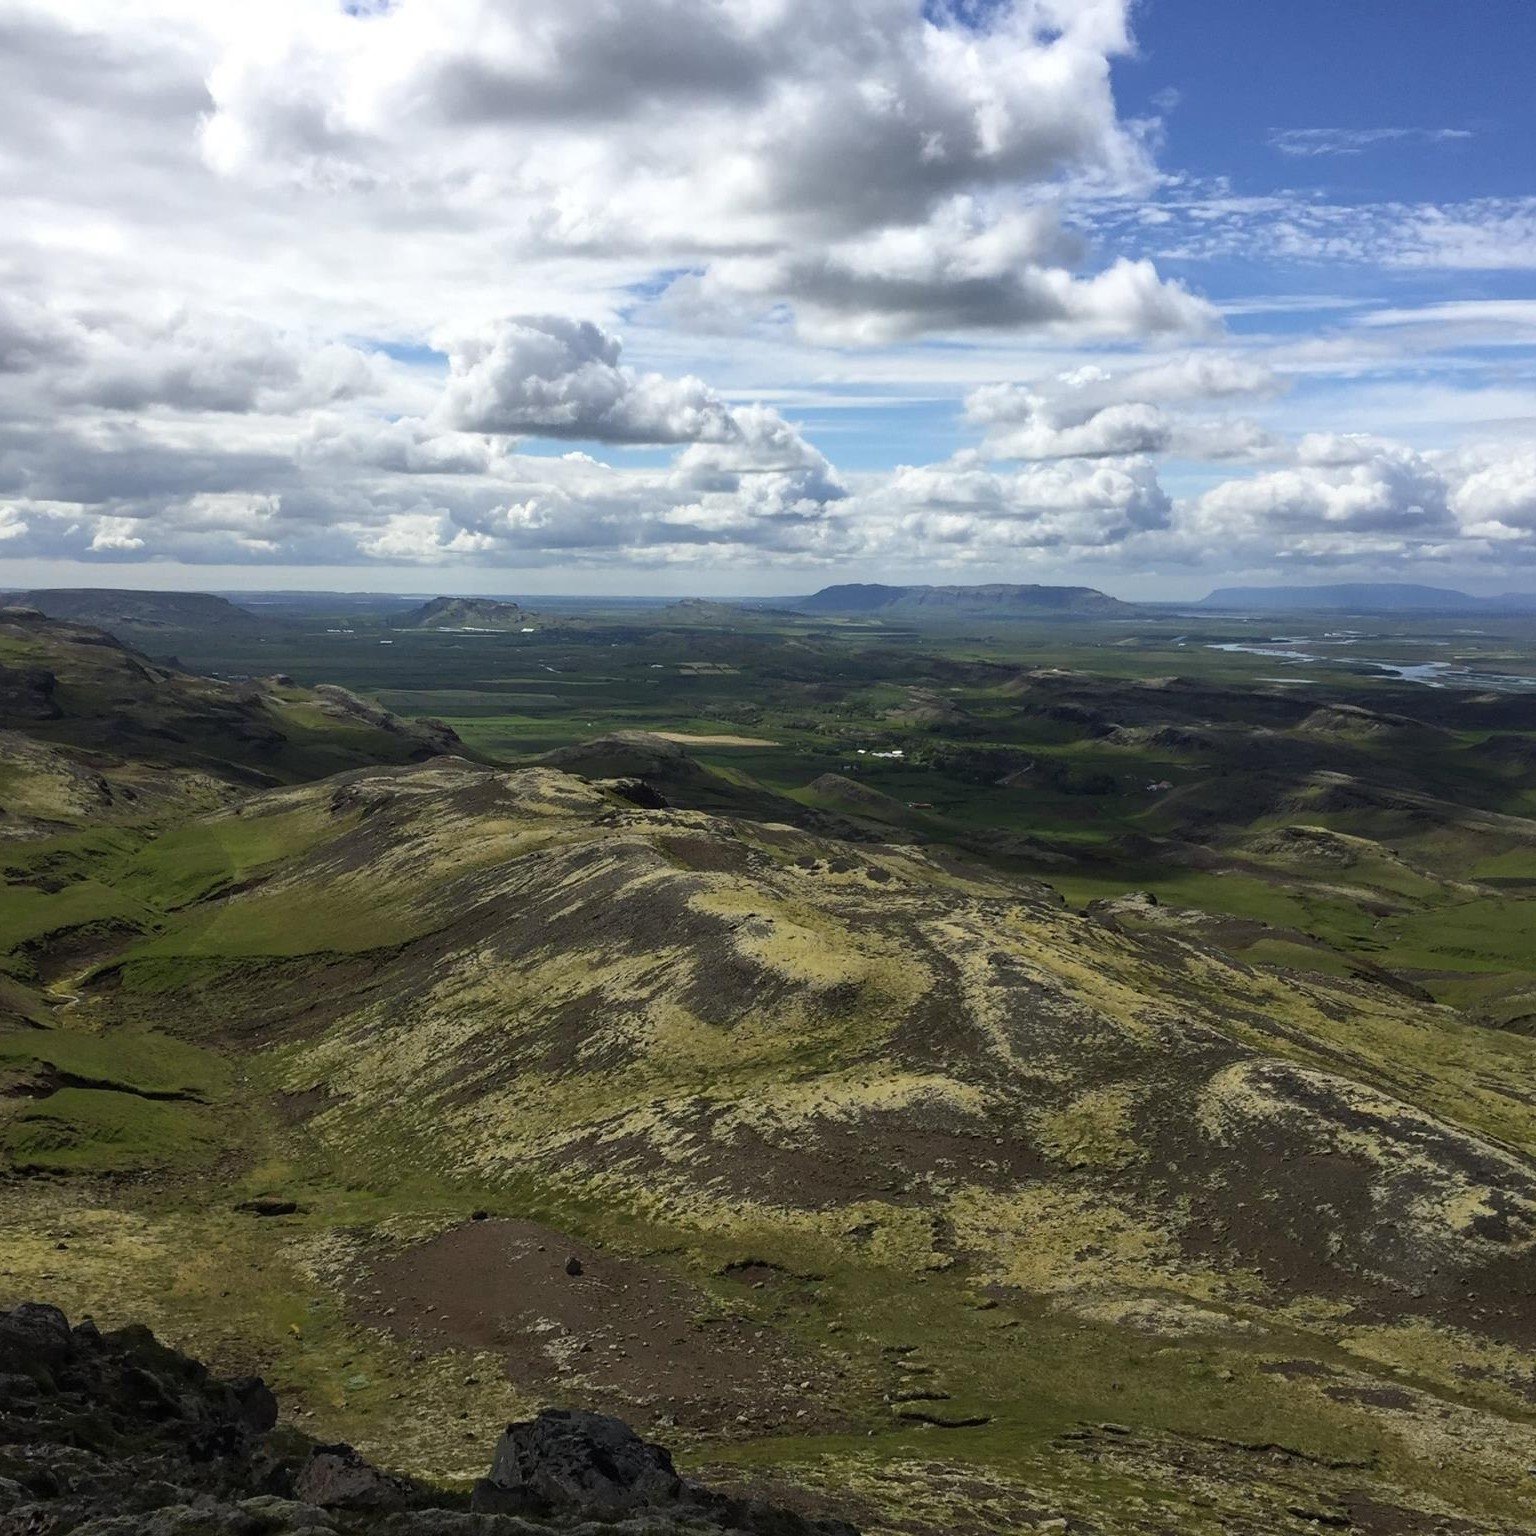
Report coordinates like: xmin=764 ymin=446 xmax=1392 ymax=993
xmin=0 ymin=1303 xmax=856 ymax=1535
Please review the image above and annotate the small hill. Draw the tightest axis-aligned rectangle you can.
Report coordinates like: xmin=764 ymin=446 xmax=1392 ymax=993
xmin=540 ymin=732 xmax=866 ymax=838
xmin=882 ymin=686 xmax=972 ymax=728
xmin=664 ymin=599 xmax=805 ymax=623
xmin=19 ymin=588 xmax=261 ymax=633
xmin=1295 ymin=702 xmax=1449 ymax=746
xmin=804 ymin=772 xmax=913 ymax=816
xmin=1200 ymin=583 xmax=1491 ymax=613
xmin=395 ymin=596 xmax=546 ymax=630
xmin=665 ymin=599 xmax=744 ymax=622
xmin=795 ymin=583 xmax=1133 ymax=619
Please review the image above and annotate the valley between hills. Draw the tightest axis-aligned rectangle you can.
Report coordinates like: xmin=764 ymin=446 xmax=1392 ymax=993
xmin=4 ymin=588 xmax=1536 ymax=1535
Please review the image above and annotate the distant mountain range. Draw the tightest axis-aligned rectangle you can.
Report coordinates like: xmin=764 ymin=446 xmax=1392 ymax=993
xmin=13 ymin=582 xmax=1532 ymax=631
xmin=795 ymin=583 xmax=1132 ymax=619
xmin=1200 ymin=583 xmax=1536 ymax=615
xmin=12 ymin=588 xmax=262 ymax=630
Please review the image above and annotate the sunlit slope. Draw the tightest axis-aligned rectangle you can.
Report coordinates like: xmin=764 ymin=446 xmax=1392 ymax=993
xmin=104 ymin=758 xmax=1536 ymax=1343
xmin=9 ymin=753 xmax=1536 ymax=1529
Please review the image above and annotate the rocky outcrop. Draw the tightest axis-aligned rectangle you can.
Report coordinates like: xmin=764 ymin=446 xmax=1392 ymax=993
xmin=0 ymin=662 xmax=61 ymax=721
xmin=394 ymin=598 xmax=543 ymax=633
xmin=310 ymin=687 xmax=463 ymax=757
xmin=0 ymin=1303 xmax=856 ymax=1535
xmin=472 ymin=1409 xmax=855 ymax=1533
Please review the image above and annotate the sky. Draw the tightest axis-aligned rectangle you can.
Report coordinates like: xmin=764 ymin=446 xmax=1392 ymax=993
xmin=1 ymin=0 xmax=1535 ymax=599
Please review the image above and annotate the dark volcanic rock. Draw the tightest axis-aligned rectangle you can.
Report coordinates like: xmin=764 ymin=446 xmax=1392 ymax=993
xmin=0 ymin=1302 xmax=298 ymax=1533
xmin=473 ymin=1409 xmax=683 ymax=1513
xmin=234 ymin=1196 xmax=303 ymax=1217
xmin=607 ymin=776 xmax=669 ymax=810
xmin=0 ymin=1304 xmax=858 ymax=1535
xmin=297 ymin=1444 xmax=412 ymax=1511
xmin=474 ymin=1410 xmax=855 ymax=1534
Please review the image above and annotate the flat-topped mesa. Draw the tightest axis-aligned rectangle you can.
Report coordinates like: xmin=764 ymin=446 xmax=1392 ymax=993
xmin=394 ymin=595 xmax=546 ymax=630
xmin=0 ymin=1302 xmax=858 ymax=1535
xmin=796 ymin=582 xmax=1133 ymax=618
xmin=1198 ymin=582 xmax=1536 ymax=614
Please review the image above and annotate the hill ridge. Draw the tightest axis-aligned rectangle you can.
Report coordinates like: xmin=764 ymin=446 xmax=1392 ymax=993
xmin=16 ymin=587 xmax=262 ymax=632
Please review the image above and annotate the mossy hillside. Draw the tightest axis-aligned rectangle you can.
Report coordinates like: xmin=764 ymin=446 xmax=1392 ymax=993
xmin=0 ymin=1024 xmax=229 ymax=1098
xmin=0 ymin=975 xmax=53 ymax=1028
xmin=99 ymin=597 xmax=1535 ymax=1019
xmin=0 ymin=730 xmax=236 ymax=834
xmin=0 ymin=609 xmax=462 ymax=794
xmin=0 ymin=803 xmax=351 ymax=993
xmin=8 ymin=753 xmax=1536 ymax=1532
xmin=114 ymin=803 xmax=345 ymax=910
xmin=0 ymin=1005 xmax=237 ymax=1173
xmin=93 ymin=759 xmax=1536 ymax=1245
xmin=1050 ymin=848 xmax=1536 ymax=1019
xmin=120 ymin=767 xmax=640 ymax=964
xmin=0 ymin=877 xmax=151 ymax=958
xmin=0 ymin=620 xmax=477 ymax=1009
xmin=38 ymin=779 xmax=1534 ymax=1423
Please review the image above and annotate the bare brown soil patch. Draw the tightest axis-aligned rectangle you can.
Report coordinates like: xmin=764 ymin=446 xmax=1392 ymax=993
xmin=1322 ymin=1384 xmax=1416 ymax=1411
xmin=350 ymin=1218 xmax=851 ymax=1439
xmin=1258 ymin=1359 xmax=1340 ymax=1380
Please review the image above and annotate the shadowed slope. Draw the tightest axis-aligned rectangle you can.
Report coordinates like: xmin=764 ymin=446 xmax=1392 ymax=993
xmin=541 ymin=731 xmax=871 ymax=837
xmin=0 ymin=608 xmax=465 ymax=812
xmin=18 ymin=587 xmax=263 ymax=635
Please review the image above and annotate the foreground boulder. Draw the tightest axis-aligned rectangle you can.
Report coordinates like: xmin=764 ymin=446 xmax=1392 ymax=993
xmin=0 ymin=1303 xmax=856 ymax=1535
xmin=473 ymin=1410 xmax=854 ymax=1533
xmin=476 ymin=1410 xmax=685 ymax=1513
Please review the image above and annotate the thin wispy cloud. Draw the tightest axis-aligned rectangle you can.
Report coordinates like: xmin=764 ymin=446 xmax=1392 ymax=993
xmin=1269 ymin=127 xmax=1473 ymax=158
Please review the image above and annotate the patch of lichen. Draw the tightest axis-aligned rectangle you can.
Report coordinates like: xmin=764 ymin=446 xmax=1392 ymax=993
xmin=1032 ymin=1082 xmax=1144 ymax=1169
xmin=1340 ymin=1316 xmax=1536 ymax=1417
